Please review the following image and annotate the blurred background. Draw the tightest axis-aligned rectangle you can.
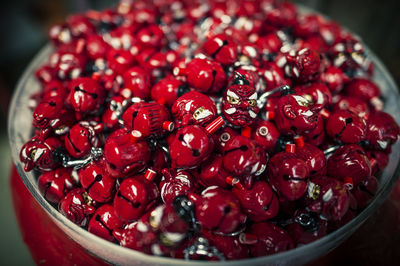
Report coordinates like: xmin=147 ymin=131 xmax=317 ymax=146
xmin=0 ymin=0 xmax=399 ymax=265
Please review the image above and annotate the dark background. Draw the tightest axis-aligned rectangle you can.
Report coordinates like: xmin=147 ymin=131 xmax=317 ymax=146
xmin=0 ymin=0 xmax=399 ymax=265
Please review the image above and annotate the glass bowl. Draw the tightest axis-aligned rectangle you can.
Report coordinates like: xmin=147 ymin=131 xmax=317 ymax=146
xmin=8 ymin=8 xmax=400 ymax=266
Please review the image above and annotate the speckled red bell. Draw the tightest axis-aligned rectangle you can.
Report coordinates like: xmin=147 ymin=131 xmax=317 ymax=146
xmin=255 ymin=31 xmax=283 ymax=55
xmin=113 ymin=175 xmax=159 ymax=222
xmin=329 ymin=36 xmax=369 ymax=74
xmin=332 ymin=95 xmax=370 ymax=120
xmin=263 ymin=1 xmax=298 ymax=29
xmin=169 ymin=124 xmax=214 ymax=168
xmin=247 ymin=222 xmax=294 ymax=257
xmin=366 ymin=111 xmax=400 ymax=150
xmin=172 ymin=91 xmax=217 ymax=128
xmin=174 ymin=21 xmax=198 ymax=44
xmin=294 ymin=82 xmax=332 ymax=108
xmin=326 ymin=110 xmax=366 ymax=144
xmin=268 ymin=150 xmax=309 ymax=201
xmin=150 ymin=76 xmax=187 ymax=107
xmin=297 ymin=36 xmax=328 ymax=56
xmin=275 ymin=93 xmax=322 ymax=136
xmin=121 ymin=66 xmax=151 ymax=100
xmin=302 ymin=115 xmax=325 ymax=146
xmin=306 ymin=176 xmax=350 ymax=221
xmin=189 ymin=186 xmax=246 ymax=234
xmin=136 ymin=24 xmax=164 ymax=49
xmin=199 ymin=154 xmax=230 ymax=188
xmin=85 ymin=34 xmax=111 ymax=60
xmin=169 ymin=117 xmax=224 ymax=169
xmin=106 ymin=49 xmax=136 ymax=75
xmin=327 ymin=144 xmax=371 ymax=186
xmin=160 ymin=168 xmax=198 ymax=204
xmin=38 ymin=168 xmax=75 ymax=204
xmin=201 ymin=230 xmax=249 ymax=260
xmin=285 ymin=48 xmax=323 ymax=83
xmin=67 ymin=14 xmax=95 ymax=37
xmin=58 ymin=188 xmax=96 ymax=227
xmin=293 ymin=13 xmax=324 ymax=38
xmin=122 ymin=102 xmax=173 ymax=138
xmin=136 ymin=50 xmax=168 ymax=78
xmin=79 ymin=160 xmax=116 ymax=203
xmin=33 ymin=95 xmax=65 ymax=129
xmin=33 ymin=97 xmax=75 ymax=139
xmin=223 ymin=135 xmax=267 ymax=178
xmin=232 ymin=180 xmax=279 ymax=222
xmin=96 ymin=70 xmax=121 ymax=92
xmin=66 ymin=77 xmax=105 ymax=117
xmin=295 ymin=143 xmax=327 ymax=179
xmin=104 ymin=128 xmax=151 ymax=178
xmin=343 ymin=78 xmax=382 ymax=110
xmin=238 ymin=42 xmax=261 ymax=66
xmin=259 ymin=62 xmax=289 ymax=91
xmin=50 ymin=50 xmax=87 ymax=80
xmin=178 ymin=58 xmax=226 ymax=94
xmin=106 ymin=24 xmax=136 ymax=50
xmin=318 ymin=18 xmax=342 ymax=45
xmin=203 ymin=34 xmax=237 ymax=66
xmin=88 ymin=204 xmax=123 ymax=242
xmin=20 ymin=136 xmax=63 ymax=172
xmin=320 ymin=66 xmax=349 ymax=94
xmin=65 ymin=121 xmax=101 ymax=158
xmin=113 ymin=218 xmax=157 ymax=254
xmin=41 ymin=79 xmax=67 ymax=100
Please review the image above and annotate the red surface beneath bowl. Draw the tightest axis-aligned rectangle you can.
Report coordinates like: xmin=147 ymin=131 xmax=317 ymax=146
xmin=9 ymin=165 xmax=400 ymax=265
xmin=10 ymin=166 xmax=109 ymax=266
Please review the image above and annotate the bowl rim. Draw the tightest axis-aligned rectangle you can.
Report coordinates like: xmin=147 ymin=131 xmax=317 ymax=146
xmin=8 ymin=12 xmax=400 ymax=266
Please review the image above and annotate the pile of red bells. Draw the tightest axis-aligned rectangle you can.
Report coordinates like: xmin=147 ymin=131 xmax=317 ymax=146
xmin=18 ymin=0 xmax=400 ymax=261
